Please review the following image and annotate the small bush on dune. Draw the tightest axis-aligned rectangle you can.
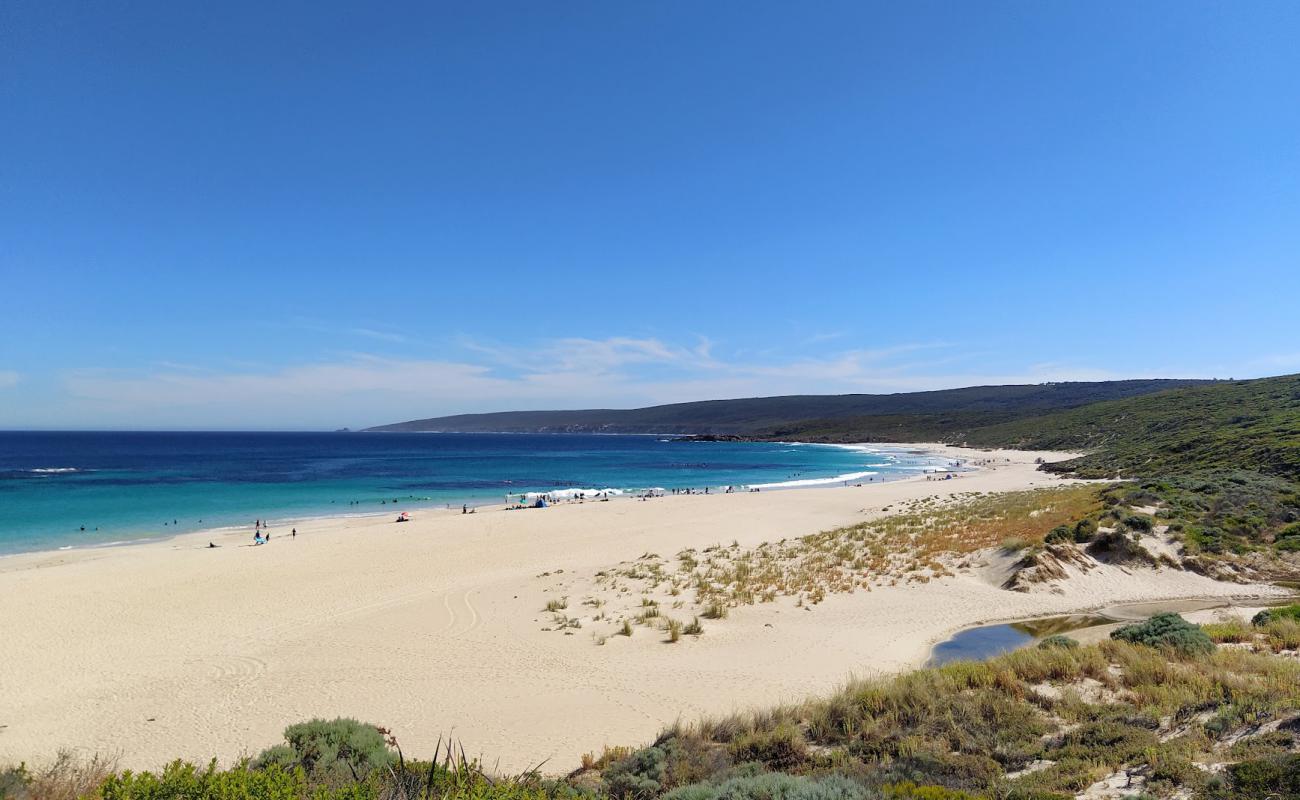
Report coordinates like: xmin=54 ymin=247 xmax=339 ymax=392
xmin=1072 ymin=518 xmax=1098 ymax=543
xmin=1086 ymin=529 xmax=1149 ymax=562
xmin=1110 ymin=613 xmax=1215 ymax=656
xmin=0 ymin=765 xmax=26 ymax=800
xmin=729 ymin=724 xmax=807 ymax=771
xmin=1036 ymin=635 xmax=1078 ymax=650
xmin=253 ymin=717 xmax=396 ymax=782
xmin=1221 ymin=753 xmax=1300 ymax=798
xmin=1042 ymin=526 xmax=1072 ymax=545
xmin=869 ymin=751 xmax=1003 ymax=792
xmin=663 ymin=773 xmax=869 ymax=800
xmin=1122 ymin=513 xmax=1154 ymax=532
xmin=606 ymin=737 xmax=731 ymax=800
xmin=99 ymin=761 xmax=319 ymax=800
xmin=1252 ymin=604 xmax=1300 ymax=626
xmin=0 ymin=751 xmax=116 ymax=800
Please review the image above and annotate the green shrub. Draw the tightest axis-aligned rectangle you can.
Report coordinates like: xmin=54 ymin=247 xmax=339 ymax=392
xmin=253 ymin=718 xmax=395 ymax=782
xmin=606 ymin=738 xmax=731 ymax=800
xmin=663 ymin=773 xmax=868 ymax=800
xmin=1043 ymin=526 xmax=1073 ymax=545
xmin=1037 ymin=635 xmax=1078 ymax=650
xmin=1110 ymin=613 xmax=1215 ymax=656
xmin=1072 ymin=518 xmax=1098 ymax=543
xmin=1251 ymin=604 xmax=1300 ymax=626
xmin=605 ymin=744 xmax=673 ymax=799
xmin=879 ymin=783 xmax=982 ymax=800
xmin=0 ymin=765 xmax=27 ymax=800
xmin=1045 ymin=720 xmax=1160 ymax=765
xmin=729 ymin=724 xmax=807 ymax=771
xmin=99 ymin=761 xmax=356 ymax=800
xmin=1122 ymin=513 xmax=1154 ymax=532
xmin=1086 ymin=529 xmax=1149 ymax=562
xmin=1222 ymin=754 xmax=1300 ymax=798
xmin=870 ymin=752 xmax=1003 ymax=792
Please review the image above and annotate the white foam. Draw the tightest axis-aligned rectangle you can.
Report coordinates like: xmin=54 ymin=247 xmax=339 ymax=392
xmin=747 ymin=470 xmax=880 ymax=490
xmin=29 ymin=467 xmax=81 ymax=474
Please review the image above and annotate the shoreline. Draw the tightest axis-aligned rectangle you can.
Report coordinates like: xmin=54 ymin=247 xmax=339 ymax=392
xmin=0 ymin=441 xmax=973 ymax=564
xmin=7 ymin=443 xmax=1280 ymax=775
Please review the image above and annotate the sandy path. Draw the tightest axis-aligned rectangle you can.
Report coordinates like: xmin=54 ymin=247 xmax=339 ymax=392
xmin=0 ymin=446 xmax=1283 ymax=772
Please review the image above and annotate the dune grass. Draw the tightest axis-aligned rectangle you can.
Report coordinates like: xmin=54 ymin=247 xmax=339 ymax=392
xmin=602 ymin=633 xmax=1300 ymax=800
xmin=586 ymin=486 xmax=1102 ymax=638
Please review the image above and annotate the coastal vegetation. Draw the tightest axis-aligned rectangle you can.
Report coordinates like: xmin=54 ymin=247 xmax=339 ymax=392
xmin=7 ymin=620 xmax=1300 ymax=800
xmin=568 ymin=476 xmax=1295 ymax=642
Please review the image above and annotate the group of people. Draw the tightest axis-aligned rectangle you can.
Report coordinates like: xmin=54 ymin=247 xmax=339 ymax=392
xmin=251 ymin=518 xmax=296 ymax=545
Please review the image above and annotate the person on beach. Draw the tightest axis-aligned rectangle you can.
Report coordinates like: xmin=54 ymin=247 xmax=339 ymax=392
xmin=292 ymin=528 xmax=296 ymax=539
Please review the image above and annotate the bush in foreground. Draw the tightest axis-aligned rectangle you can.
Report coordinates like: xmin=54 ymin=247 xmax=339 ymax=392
xmin=1110 ymin=612 xmax=1215 ymax=656
xmin=664 ymin=773 xmax=868 ymax=800
xmin=253 ymin=718 xmax=396 ymax=782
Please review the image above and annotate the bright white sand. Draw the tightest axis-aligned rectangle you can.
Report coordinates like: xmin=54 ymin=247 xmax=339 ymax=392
xmin=0 ymin=446 xmax=1284 ymax=772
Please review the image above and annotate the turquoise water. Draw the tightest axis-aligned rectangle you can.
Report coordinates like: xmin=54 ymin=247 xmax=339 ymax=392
xmin=0 ymin=432 xmax=960 ymax=555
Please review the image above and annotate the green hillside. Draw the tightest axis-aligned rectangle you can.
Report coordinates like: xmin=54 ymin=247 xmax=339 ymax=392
xmin=367 ymin=380 xmax=1211 ymax=434
xmin=963 ymin=373 xmax=1300 ymax=480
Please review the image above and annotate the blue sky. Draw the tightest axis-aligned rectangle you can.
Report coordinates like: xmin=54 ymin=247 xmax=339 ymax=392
xmin=2 ymin=1 xmax=1298 ymax=429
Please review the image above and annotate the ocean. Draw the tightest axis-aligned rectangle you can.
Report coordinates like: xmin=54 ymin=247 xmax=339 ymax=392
xmin=0 ymin=431 xmax=958 ymax=555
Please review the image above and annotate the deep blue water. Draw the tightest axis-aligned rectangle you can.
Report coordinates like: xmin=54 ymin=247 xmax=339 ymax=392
xmin=929 ymin=624 xmax=1035 ymax=666
xmin=0 ymin=432 xmax=956 ymax=555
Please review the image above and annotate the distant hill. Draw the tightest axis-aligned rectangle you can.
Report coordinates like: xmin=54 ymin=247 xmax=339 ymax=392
xmin=962 ymin=373 xmax=1300 ymax=480
xmin=366 ymin=379 xmax=1214 ymax=435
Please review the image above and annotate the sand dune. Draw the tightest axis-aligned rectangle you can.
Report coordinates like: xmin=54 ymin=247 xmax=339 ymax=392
xmin=0 ymin=446 xmax=1283 ymax=772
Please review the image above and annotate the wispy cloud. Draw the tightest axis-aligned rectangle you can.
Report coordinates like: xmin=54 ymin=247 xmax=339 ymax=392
xmin=37 ymin=335 xmax=1179 ymax=429
xmin=349 ymin=327 xmax=410 ymax=344
xmin=0 ymin=370 xmax=20 ymax=389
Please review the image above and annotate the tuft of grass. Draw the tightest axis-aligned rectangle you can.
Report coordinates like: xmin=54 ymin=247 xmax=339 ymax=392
xmin=543 ymin=597 xmax=568 ymax=613
xmin=1000 ymin=536 xmax=1032 ymax=553
xmin=665 ymin=618 xmax=682 ymax=643
xmin=1202 ymin=619 xmax=1252 ymax=643
xmin=683 ymin=617 xmax=703 ymax=636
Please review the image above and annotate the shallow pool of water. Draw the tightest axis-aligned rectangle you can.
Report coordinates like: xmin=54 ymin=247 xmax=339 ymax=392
xmin=927 ymin=596 xmax=1298 ymax=666
xmin=928 ymin=613 xmax=1108 ymax=666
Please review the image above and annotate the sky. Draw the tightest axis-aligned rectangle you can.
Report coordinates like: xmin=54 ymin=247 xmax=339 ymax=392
xmin=2 ymin=1 xmax=1298 ymax=430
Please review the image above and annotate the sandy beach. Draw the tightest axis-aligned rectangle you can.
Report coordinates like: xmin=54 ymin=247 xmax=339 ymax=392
xmin=0 ymin=445 xmax=1286 ymax=773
